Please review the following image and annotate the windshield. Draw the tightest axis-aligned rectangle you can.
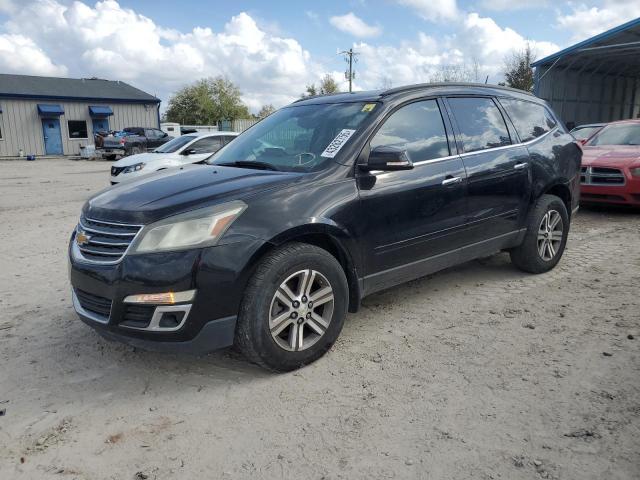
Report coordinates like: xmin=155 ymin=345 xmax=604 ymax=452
xmin=571 ymin=126 xmax=601 ymax=141
xmin=208 ymin=102 xmax=378 ymax=172
xmin=154 ymin=135 xmax=197 ymax=153
xmin=588 ymin=124 xmax=640 ymax=146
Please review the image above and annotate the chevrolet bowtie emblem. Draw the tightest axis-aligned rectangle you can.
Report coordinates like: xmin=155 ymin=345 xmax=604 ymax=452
xmin=76 ymin=230 xmax=91 ymax=246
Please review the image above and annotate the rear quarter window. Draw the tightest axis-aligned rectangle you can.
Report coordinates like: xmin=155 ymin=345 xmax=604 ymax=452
xmin=447 ymin=97 xmax=512 ymax=153
xmin=499 ymin=98 xmax=557 ymax=143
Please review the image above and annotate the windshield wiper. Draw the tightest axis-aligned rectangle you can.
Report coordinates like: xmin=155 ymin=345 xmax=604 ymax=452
xmin=217 ymin=160 xmax=280 ymax=171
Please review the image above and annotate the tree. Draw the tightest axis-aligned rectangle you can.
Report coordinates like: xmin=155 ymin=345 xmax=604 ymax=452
xmin=165 ymin=76 xmax=250 ymax=125
xmin=319 ymin=74 xmax=339 ymax=94
xmin=301 ymin=74 xmax=340 ymax=98
xmin=504 ymin=44 xmax=536 ymax=92
xmin=429 ymin=64 xmax=475 ymax=83
xmin=257 ymin=104 xmax=276 ymax=119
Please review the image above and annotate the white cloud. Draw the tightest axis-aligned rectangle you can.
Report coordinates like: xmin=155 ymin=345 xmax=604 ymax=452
xmin=395 ymin=0 xmax=459 ymax=22
xmin=1 ymin=0 xmax=323 ymax=111
xmin=481 ymin=0 xmax=547 ymax=10
xmin=0 ymin=34 xmax=67 ymax=76
xmin=352 ymin=13 xmax=559 ymax=90
xmin=556 ymin=1 xmax=640 ymax=42
xmin=329 ymin=12 xmax=382 ymax=38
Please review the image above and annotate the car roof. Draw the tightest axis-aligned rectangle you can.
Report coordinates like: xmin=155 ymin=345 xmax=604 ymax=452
xmin=292 ymin=82 xmax=539 ymax=107
xmin=573 ymin=124 xmax=605 ymax=129
xmin=183 ymin=131 xmax=239 ymax=137
xmin=606 ymin=119 xmax=640 ymax=125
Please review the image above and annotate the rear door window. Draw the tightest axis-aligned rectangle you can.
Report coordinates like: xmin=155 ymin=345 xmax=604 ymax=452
xmin=189 ymin=136 xmax=223 ymax=154
xmin=447 ymin=97 xmax=511 ymax=153
xmin=499 ymin=98 xmax=557 ymax=142
xmin=370 ymin=99 xmax=450 ymax=162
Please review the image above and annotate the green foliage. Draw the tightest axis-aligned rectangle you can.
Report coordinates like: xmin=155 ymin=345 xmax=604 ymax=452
xmin=257 ymin=104 xmax=276 ymax=119
xmin=504 ymin=44 xmax=536 ymax=92
xmin=301 ymin=74 xmax=340 ymax=98
xmin=165 ymin=76 xmax=250 ymax=124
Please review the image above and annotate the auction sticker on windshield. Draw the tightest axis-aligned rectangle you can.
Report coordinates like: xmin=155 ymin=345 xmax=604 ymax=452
xmin=321 ymin=129 xmax=356 ymax=158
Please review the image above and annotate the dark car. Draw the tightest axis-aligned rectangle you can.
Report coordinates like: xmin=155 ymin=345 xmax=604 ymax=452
xmin=69 ymin=83 xmax=581 ymax=371
xmin=97 ymin=127 xmax=172 ymax=160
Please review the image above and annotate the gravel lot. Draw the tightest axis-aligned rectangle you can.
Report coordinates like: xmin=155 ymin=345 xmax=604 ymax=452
xmin=0 ymin=158 xmax=638 ymax=480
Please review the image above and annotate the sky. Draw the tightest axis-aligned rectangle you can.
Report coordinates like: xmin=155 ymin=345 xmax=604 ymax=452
xmin=0 ymin=0 xmax=638 ymax=113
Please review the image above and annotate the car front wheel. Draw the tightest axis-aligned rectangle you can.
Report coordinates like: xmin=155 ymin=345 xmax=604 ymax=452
xmin=235 ymin=242 xmax=348 ymax=372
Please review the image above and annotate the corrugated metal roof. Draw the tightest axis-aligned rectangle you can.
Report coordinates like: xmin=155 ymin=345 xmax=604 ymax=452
xmin=532 ymin=17 xmax=640 ymax=68
xmin=0 ymin=74 xmax=160 ymax=103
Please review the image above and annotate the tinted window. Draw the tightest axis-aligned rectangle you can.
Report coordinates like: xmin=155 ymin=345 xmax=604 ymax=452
xmin=448 ymin=97 xmax=511 ymax=153
xmin=67 ymin=120 xmax=88 ymax=139
xmin=154 ymin=135 xmax=196 ymax=153
xmin=500 ymin=98 xmax=556 ymax=142
xmin=370 ymin=100 xmax=449 ymax=162
xmin=589 ymin=123 xmax=640 ymax=146
xmin=189 ymin=136 xmax=222 ymax=153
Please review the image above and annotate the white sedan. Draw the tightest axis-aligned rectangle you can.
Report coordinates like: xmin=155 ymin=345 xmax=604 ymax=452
xmin=109 ymin=131 xmax=239 ymax=184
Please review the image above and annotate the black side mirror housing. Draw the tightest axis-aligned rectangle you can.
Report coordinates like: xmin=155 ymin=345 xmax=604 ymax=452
xmin=182 ymin=148 xmax=196 ymax=156
xmin=360 ymin=146 xmax=413 ymax=171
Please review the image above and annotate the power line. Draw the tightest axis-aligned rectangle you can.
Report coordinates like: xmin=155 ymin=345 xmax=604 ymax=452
xmin=339 ymin=48 xmax=359 ymax=93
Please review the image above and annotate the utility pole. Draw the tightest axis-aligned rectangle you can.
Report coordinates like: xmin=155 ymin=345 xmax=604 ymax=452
xmin=339 ymin=48 xmax=359 ymax=93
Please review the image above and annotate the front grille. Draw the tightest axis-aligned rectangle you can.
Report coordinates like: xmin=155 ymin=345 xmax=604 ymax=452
xmin=75 ymin=216 xmax=142 ymax=263
xmin=111 ymin=166 xmax=126 ymax=176
xmin=122 ymin=304 xmax=155 ymax=329
xmin=580 ymin=166 xmax=625 ymax=185
xmin=75 ymin=288 xmax=112 ymax=319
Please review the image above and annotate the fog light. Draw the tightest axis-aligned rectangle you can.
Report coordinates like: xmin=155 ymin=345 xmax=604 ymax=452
xmin=124 ymin=290 xmax=195 ymax=304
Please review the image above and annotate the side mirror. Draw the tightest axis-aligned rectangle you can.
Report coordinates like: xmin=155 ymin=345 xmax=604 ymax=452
xmin=360 ymin=146 xmax=413 ymax=172
xmin=182 ymin=148 xmax=196 ymax=156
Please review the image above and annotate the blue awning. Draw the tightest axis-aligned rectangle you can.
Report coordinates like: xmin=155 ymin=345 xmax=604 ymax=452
xmin=89 ymin=105 xmax=113 ymax=117
xmin=37 ymin=104 xmax=64 ymax=116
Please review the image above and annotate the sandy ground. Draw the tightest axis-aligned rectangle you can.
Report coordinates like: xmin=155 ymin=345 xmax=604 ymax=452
xmin=0 ymin=158 xmax=638 ymax=480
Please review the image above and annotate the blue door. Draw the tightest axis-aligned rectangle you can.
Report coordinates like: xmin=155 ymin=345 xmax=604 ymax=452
xmin=92 ymin=118 xmax=109 ymax=136
xmin=42 ymin=118 xmax=63 ymax=155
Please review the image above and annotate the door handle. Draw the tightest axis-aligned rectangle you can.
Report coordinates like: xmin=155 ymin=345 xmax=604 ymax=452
xmin=442 ymin=176 xmax=462 ymax=186
xmin=514 ymin=163 xmax=528 ymax=170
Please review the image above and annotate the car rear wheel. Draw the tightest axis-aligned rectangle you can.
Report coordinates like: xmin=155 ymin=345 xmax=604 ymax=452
xmin=104 ymin=154 xmax=116 ymax=161
xmin=235 ymin=242 xmax=348 ymax=372
xmin=128 ymin=146 xmax=143 ymax=156
xmin=510 ymin=194 xmax=569 ymax=274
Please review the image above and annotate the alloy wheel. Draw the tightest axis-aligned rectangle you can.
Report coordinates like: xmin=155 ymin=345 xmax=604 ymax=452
xmin=269 ymin=269 xmax=334 ymax=352
xmin=537 ymin=209 xmax=563 ymax=261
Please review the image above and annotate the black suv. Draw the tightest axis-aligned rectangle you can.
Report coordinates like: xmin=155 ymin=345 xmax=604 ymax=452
xmin=69 ymin=83 xmax=581 ymax=371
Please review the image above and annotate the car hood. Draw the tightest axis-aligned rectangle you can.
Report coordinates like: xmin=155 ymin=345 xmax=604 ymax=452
xmin=85 ymin=164 xmax=301 ymax=224
xmin=112 ymin=152 xmax=175 ymax=167
xmin=582 ymin=145 xmax=640 ymax=167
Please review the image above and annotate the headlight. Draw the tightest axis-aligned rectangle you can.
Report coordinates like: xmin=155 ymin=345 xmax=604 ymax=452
xmin=123 ymin=162 xmax=145 ymax=174
xmin=130 ymin=200 xmax=247 ymax=254
xmin=630 ymin=167 xmax=640 ymax=177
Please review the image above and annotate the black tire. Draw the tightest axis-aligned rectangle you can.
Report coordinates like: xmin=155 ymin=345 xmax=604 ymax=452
xmin=104 ymin=154 xmax=116 ymax=161
xmin=510 ymin=194 xmax=569 ymax=274
xmin=128 ymin=145 xmax=143 ymax=156
xmin=235 ymin=242 xmax=348 ymax=372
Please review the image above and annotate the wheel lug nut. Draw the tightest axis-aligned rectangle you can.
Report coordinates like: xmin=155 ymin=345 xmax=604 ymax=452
xmin=292 ymin=301 xmax=299 ymax=308
xmin=306 ymin=312 xmax=311 ymax=319
xmin=302 ymin=296 xmax=307 ymax=302
xmin=290 ymin=312 xmax=298 ymax=319
xmin=308 ymin=301 xmax=313 ymax=307
xmin=297 ymin=318 xmax=303 ymax=325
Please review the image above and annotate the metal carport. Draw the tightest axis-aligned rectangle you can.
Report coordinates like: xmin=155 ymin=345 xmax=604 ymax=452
xmin=532 ymin=17 xmax=640 ymax=127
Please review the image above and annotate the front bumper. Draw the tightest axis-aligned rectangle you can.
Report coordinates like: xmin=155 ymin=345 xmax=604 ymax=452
xmin=69 ymin=234 xmax=265 ymax=354
xmin=580 ymin=170 xmax=640 ymax=206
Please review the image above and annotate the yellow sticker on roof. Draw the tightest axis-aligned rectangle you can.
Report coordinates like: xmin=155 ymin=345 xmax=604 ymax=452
xmin=362 ymin=103 xmax=376 ymax=112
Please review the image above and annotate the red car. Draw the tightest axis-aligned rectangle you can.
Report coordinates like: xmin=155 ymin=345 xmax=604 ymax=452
xmin=580 ymin=119 xmax=640 ymax=207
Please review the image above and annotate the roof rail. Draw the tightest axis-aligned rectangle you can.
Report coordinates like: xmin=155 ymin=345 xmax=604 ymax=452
xmin=381 ymin=82 xmax=535 ymax=97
